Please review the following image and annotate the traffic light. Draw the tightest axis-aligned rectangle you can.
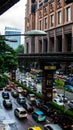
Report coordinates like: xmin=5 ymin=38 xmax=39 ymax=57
xmin=65 ymin=0 xmax=73 ymax=4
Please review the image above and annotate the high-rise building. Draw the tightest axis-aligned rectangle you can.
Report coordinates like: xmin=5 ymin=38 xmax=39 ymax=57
xmin=5 ymin=27 xmax=21 ymax=50
xmin=25 ymin=0 xmax=73 ymax=54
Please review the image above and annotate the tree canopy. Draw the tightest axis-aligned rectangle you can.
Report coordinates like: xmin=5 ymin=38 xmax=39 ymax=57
xmin=0 ymin=36 xmax=18 ymax=73
xmin=15 ymin=44 xmax=24 ymax=54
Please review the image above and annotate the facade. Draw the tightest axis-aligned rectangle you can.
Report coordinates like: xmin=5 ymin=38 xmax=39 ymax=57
xmin=5 ymin=27 xmax=21 ymax=50
xmin=25 ymin=0 xmax=73 ymax=54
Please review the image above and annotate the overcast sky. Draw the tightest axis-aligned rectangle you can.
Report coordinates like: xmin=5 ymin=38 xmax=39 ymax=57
xmin=0 ymin=0 xmax=27 ymax=34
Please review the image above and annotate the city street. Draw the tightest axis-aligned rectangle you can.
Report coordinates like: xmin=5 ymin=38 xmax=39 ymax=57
xmin=0 ymin=91 xmax=50 ymax=130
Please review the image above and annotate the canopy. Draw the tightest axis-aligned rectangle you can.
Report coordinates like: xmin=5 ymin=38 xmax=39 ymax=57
xmin=24 ymin=30 xmax=47 ymax=36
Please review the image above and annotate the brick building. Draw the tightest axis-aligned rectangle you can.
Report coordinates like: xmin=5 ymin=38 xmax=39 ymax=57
xmin=25 ymin=0 xmax=73 ymax=54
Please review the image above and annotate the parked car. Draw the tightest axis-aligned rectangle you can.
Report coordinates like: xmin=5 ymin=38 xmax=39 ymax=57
xmin=2 ymin=91 xmax=9 ymax=99
xmin=57 ymin=94 xmax=67 ymax=102
xmin=3 ymin=99 xmax=12 ymax=109
xmin=65 ymin=84 xmax=73 ymax=92
xmin=32 ymin=110 xmax=46 ymax=122
xmin=68 ymin=100 xmax=73 ymax=109
xmin=14 ymin=107 xmax=27 ymax=119
xmin=53 ymin=98 xmax=64 ymax=106
xmin=11 ymin=91 xmax=19 ymax=98
xmin=22 ymin=102 xmax=34 ymax=113
xmin=17 ymin=96 xmax=26 ymax=104
xmin=44 ymin=124 xmax=62 ymax=130
xmin=28 ymin=126 xmax=42 ymax=130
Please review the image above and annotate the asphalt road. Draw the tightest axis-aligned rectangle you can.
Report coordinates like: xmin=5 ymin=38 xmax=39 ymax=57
xmin=0 ymin=85 xmax=73 ymax=130
xmin=0 ymin=91 xmax=50 ymax=130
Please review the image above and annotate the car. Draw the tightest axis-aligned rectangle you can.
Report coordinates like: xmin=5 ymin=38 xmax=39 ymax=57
xmin=44 ymin=124 xmax=62 ymax=130
xmin=3 ymin=99 xmax=12 ymax=109
xmin=11 ymin=91 xmax=19 ymax=98
xmin=30 ymin=99 xmax=41 ymax=107
xmin=39 ymin=104 xmax=53 ymax=115
xmin=68 ymin=100 xmax=73 ymax=109
xmin=17 ymin=96 xmax=26 ymax=104
xmin=2 ymin=91 xmax=9 ymax=99
xmin=16 ymin=87 xmax=23 ymax=93
xmin=53 ymin=98 xmax=64 ymax=106
xmin=28 ymin=126 xmax=42 ymax=130
xmin=14 ymin=107 xmax=27 ymax=119
xmin=65 ymin=84 xmax=73 ymax=92
xmin=22 ymin=89 xmax=29 ymax=97
xmin=57 ymin=94 xmax=67 ymax=102
xmin=22 ymin=102 xmax=34 ymax=113
xmin=27 ymin=94 xmax=36 ymax=101
xmin=32 ymin=110 xmax=46 ymax=122
xmin=4 ymin=85 xmax=11 ymax=91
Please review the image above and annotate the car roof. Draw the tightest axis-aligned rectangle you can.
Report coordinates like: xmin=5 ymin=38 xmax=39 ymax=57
xmin=44 ymin=124 xmax=62 ymax=130
xmin=28 ymin=126 xmax=42 ymax=130
xmin=3 ymin=91 xmax=9 ymax=93
xmin=35 ymin=110 xmax=44 ymax=115
xmin=16 ymin=107 xmax=26 ymax=111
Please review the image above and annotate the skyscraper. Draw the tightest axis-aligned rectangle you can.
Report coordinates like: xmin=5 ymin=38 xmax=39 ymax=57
xmin=5 ymin=26 xmax=21 ymax=50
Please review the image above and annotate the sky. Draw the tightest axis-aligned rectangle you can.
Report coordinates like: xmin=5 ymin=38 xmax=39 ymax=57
xmin=0 ymin=0 xmax=27 ymax=35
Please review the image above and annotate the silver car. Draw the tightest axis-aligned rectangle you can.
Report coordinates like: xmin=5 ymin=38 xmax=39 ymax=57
xmin=44 ymin=124 xmax=63 ymax=130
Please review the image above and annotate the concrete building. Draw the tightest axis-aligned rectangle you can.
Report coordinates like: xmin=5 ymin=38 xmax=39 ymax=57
xmin=5 ymin=26 xmax=21 ymax=50
xmin=25 ymin=0 xmax=73 ymax=54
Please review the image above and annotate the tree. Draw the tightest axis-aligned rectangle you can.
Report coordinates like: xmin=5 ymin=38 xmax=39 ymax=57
xmin=0 ymin=36 xmax=18 ymax=73
xmin=15 ymin=44 xmax=24 ymax=54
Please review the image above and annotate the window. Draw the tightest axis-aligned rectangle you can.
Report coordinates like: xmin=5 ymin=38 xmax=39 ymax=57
xmin=45 ymin=17 xmax=48 ymax=29
xmin=51 ymin=15 xmax=54 ymax=27
xmin=39 ymin=20 xmax=42 ymax=30
xmin=58 ymin=11 xmax=62 ymax=24
xmin=67 ymin=7 xmax=71 ymax=22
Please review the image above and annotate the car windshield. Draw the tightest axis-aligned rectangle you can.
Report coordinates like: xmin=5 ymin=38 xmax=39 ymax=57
xmin=38 ymin=114 xmax=45 ymax=118
xmin=20 ymin=111 xmax=26 ymax=114
xmin=6 ymin=100 xmax=11 ymax=103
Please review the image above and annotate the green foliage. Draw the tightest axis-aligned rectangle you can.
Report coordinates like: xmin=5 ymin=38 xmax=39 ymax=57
xmin=54 ymin=79 xmax=65 ymax=86
xmin=0 ymin=36 xmax=18 ymax=73
xmin=0 ymin=76 xmax=7 ymax=89
xmin=15 ymin=44 xmax=24 ymax=54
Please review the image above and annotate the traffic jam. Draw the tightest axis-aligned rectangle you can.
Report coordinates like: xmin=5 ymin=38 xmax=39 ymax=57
xmin=0 ymin=71 xmax=73 ymax=130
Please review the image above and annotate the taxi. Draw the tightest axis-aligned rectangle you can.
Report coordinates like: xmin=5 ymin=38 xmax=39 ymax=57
xmin=28 ymin=126 xmax=42 ymax=130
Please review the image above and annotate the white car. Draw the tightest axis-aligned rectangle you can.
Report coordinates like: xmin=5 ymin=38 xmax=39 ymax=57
xmin=53 ymin=97 xmax=64 ymax=106
xmin=57 ymin=94 xmax=67 ymax=102
xmin=14 ymin=107 xmax=27 ymax=119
